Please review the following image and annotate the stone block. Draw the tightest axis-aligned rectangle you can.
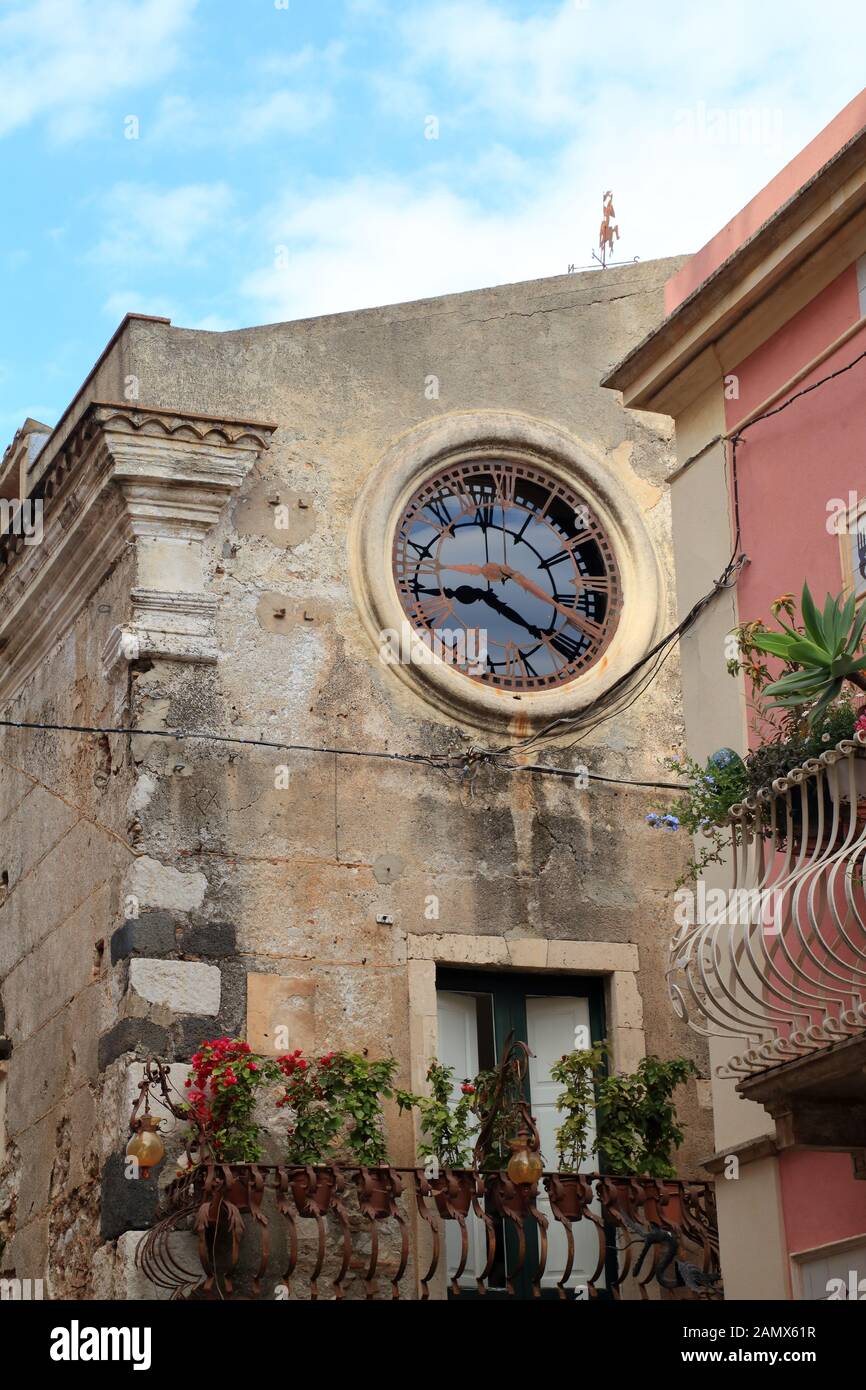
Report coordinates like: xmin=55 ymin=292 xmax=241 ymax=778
xmin=100 ymin=1153 xmax=161 ymax=1240
xmin=112 ymin=1229 xmax=200 ymax=1301
xmin=124 ymin=856 xmax=207 ymax=914
xmin=98 ymin=1019 xmax=170 ymax=1073
xmin=7 ymin=1217 xmax=48 ymax=1280
xmin=505 ymin=938 xmax=549 ymax=970
xmin=111 ymin=912 xmax=177 ymax=963
xmin=177 ymin=920 xmax=236 ymax=958
xmin=128 ymin=959 xmax=220 ymax=1016
xmin=247 ymin=972 xmax=315 ymax=1056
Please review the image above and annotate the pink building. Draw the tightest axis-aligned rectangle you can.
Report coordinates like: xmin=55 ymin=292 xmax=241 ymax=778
xmin=605 ymin=91 xmax=866 ymax=1299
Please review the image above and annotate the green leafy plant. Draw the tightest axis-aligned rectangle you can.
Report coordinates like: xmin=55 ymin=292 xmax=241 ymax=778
xmin=631 ymin=1054 xmax=699 ymax=1178
xmin=277 ymin=1051 xmax=344 ymax=1166
xmin=748 ymin=583 xmax=866 ymax=725
xmin=323 ymin=1052 xmax=398 ymax=1166
xmin=396 ymin=1061 xmax=477 ymax=1168
xmin=552 ymin=1044 xmax=698 ymax=1179
xmin=646 ymin=748 xmax=748 ymax=888
xmin=184 ymin=1038 xmax=285 ymax=1163
xmin=550 ymin=1042 xmax=607 ymax=1172
xmin=647 ymin=697 xmax=862 ymax=886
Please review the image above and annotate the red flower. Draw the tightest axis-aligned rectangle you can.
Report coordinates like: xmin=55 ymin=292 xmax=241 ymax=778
xmin=461 ymin=1083 xmax=475 ymax=1095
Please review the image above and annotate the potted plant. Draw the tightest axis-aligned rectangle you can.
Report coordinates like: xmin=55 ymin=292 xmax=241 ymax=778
xmin=277 ymin=1049 xmax=344 ymax=1215
xmin=549 ymin=1044 xmax=697 ymax=1188
xmin=747 ymin=583 xmax=866 ymax=722
xmin=396 ymin=1061 xmax=479 ymax=1217
xmin=179 ymin=1037 xmax=288 ymax=1214
xmin=646 ymin=586 xmax=866 ymax=882
xmin=543 ymin=1042 xmax=607 ymax=1219
xmin=276 ymin=1049 xmax=400 ymax=1215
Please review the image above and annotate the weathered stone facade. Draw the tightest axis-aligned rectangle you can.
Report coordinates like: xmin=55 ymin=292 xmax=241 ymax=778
xmin=0 ymin=259 xmax=712 ymax=1298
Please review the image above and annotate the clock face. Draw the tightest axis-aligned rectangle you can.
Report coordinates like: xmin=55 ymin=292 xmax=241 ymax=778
xmin=393 ymin=460 xmax=622 ymax=690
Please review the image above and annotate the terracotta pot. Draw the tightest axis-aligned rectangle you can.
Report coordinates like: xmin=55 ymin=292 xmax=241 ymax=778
xmin=353 ymin=1166 xmax=403 ymax=1220
xmin=431 ymin=1170 xmax=477 ymax=1220
xmin=204 ymin=1176 xmax=253 ymax=1219
xmin=658 ymin=1183 xmax=683 ymax=1227
xmin=290 ymin=1166 xmax=337 ymax=1217
xmin=486 ymin=1172 xmax=537 ymax=1219
xmin=543 ymin=1172 xmax=591 ymax=1221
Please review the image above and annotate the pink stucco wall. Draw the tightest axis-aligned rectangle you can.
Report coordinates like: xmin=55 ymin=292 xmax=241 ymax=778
xmin=666 ymin=90 xmax=866 ymax=314
xmin=725 ymin=261 xmax=865 ymax=690
xmin=722 ymin=264 xmax=866 ymax=1257
xmin=780 ymin=1151 xmax=866 ymax=1255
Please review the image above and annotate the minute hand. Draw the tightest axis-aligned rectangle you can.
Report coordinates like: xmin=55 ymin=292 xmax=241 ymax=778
xmin=448 ymin=562 xmax=602 ymax=641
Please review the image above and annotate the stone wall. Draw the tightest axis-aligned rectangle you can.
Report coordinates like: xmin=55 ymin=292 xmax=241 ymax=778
xmin=0 ymin=262 xmax=714 ymax=1299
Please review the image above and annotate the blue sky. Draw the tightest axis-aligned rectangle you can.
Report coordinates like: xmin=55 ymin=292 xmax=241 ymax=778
xmin=3 ymin=0 xmax=866 ymax=438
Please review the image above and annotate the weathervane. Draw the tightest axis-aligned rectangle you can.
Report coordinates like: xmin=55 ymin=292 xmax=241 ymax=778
xmin=593 ymin=189 xmax=620 ymax=269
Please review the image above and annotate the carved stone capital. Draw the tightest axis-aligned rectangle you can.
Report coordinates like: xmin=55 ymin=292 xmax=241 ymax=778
xmin=0 ymin=401 xmax=277 ymax=701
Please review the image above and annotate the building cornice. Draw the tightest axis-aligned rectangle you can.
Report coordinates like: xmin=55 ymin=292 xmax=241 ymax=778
xmin=602 ymin=125 xmax=866 ymax=415
xmin=0 ymin=401 xmax=277 ymax=704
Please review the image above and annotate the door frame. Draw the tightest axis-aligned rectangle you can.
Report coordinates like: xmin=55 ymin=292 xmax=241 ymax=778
xmin=436 ymin=967 xmax=607 ymax=1300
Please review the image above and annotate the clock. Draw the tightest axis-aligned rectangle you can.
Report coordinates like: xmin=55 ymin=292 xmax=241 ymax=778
xmin=392 ymin=459 xmax=622 ymax=690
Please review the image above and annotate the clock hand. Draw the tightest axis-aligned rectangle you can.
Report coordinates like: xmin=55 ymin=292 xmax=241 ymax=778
xmin=414 ymin=583 xmax=544 ymax=639
xmin=445 ymin=563 xmax=598 ymax=641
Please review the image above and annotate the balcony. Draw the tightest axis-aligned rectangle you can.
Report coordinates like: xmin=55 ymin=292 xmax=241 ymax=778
xmin=138 ymin=1162 xmax=721 ymax=1301
xmin=667 ymin=737 xmax=866 ymax=1149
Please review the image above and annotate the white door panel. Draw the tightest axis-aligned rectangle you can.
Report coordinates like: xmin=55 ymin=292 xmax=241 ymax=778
xmin=526 ymin=995 xmax=602 ymax=1293
xmin=436 ymin=991 xmax=487 ymax=1289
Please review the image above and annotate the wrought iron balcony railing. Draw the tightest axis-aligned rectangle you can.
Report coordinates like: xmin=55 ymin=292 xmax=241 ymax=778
xmin=668 ymin=737 xmax=866 ymax=1078
xmin=137 ymin=1162 xmax=721 ymax=1301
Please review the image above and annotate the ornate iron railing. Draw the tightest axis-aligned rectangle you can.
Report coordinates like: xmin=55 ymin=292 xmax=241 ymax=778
xmin=668 ymin=738 xmax=866 ymax=1078
xmin=137 ymin=1162 xmax=721 ymax=1301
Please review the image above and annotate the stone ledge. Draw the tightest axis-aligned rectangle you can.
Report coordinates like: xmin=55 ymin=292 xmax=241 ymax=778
xmin=406 ymin=932 xmax=640 ymax=975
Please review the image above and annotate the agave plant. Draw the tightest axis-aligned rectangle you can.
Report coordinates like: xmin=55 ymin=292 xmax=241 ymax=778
xmin=749 ymin=583 xmax=866 ymax=724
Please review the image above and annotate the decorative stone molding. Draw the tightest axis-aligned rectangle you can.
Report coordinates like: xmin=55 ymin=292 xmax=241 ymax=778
xmin=404 ymin=932 xmax=645 ymax=1093
xmin=0 ymin=401 xmax=276 ymax=701
xmin=349 ymin=410 xmax=664 ymax=733
xmin=102 ymin=591 xmax=221 ymax=671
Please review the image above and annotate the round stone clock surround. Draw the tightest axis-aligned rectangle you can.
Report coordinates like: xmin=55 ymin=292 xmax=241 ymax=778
xmin=349 ymin=410 xmax=664 ymax=733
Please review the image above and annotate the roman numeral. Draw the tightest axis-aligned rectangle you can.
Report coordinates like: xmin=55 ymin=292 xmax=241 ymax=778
xmin=550 ymin=630 xmax=584 ymax=663
xmin=423 ymin=497 xmax=454 ymax=529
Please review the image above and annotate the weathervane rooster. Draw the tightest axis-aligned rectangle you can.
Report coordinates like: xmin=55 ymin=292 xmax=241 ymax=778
xmin=596 ymin=190 xmax=619 ymax=268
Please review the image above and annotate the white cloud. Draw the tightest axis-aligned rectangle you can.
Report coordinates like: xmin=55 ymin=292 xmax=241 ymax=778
xmin=241 ymin=173 xmax=579 ymax=323
xmin=148 ymin=75 xmax=334 ymax=150
xmin=398 ymin=0 xmax=866 ymax=138
xmin=0 ymin=0 xmax=197 ymax=140
xmin=92 ymin=183 xmax=233 ymax=265
xmin=233 ymin=90 xmax=333 ymax=144
xmin=234 ymin=0 xmax=866 ymax=327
